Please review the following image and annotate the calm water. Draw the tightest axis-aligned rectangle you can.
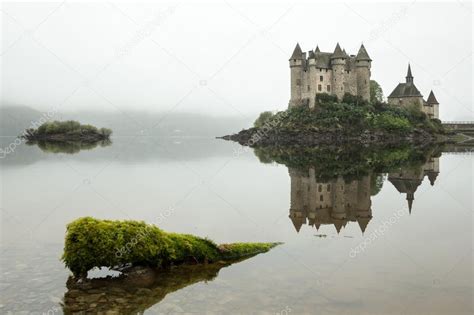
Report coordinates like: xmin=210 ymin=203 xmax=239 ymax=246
xmin=0 ymin=137 xmax=472 ymax=315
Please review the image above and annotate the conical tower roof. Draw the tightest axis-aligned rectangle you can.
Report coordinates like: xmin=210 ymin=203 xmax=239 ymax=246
xmin=426 ymin=90 xmax=439 ymax=104
xmin=406 ymin=63 xmax=414 ymax=83
xmin=290 ymin=43 xmax=303 ymax=60
xmin=290 ymin=215 xmax=305 ymax=232
xmin=315 ymin=45 xmax=320 ymax=53
xmin=427 ymin=171 xmax=439 ymax=186
xmin=407 ymin=192 xmax=414 ymax=214
xmin=315 ymin=222 xmax=321 ymax=231
xmin=356 ymin=44 xmax=371 ymax=61
xmin=343 ymin=48 xmax=349 ymax=58
xmin=334 ymin=220 xmax=344 ymax=234
xmin=357 ymin=216 xmax=371 ymax=233
xmin=331 ymin=43 xmax=346 ymax=59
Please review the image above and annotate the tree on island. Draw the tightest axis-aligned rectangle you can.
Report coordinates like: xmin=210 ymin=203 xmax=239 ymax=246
xmin=370 ymin=80 xmax=384 ymax=103
xmin=254 ymin=111 xmax=274 ymax=128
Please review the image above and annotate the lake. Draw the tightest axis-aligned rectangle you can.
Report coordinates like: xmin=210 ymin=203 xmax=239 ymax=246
xmin=0 ymin=136 xmax=472 ymax=315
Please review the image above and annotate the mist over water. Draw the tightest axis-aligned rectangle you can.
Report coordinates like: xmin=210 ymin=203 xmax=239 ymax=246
xmin=1 ymin=1 xmax=473 ymax=314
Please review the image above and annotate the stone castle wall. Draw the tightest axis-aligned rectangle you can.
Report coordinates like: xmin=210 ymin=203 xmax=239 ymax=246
xmin=290 ymin=55 xmax=370 ymax=108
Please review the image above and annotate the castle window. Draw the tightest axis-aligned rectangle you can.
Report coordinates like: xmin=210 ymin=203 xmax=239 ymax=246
xmin=318 ymin=84 xmax=322 ymax=91
xmin=318 ymin=185 xmax=322 ymax=192
xmin=320 ymin=76 xmax=323 ymax=82
xmin=325 ymin=69 xmax=328 ymax=72
xmin=341 ymin=87 xmax=343 ymax=91
xmin=320 ymin=69 xmax=322 ymax=72
xmin=327 ymin=85 xmax=331 ymax=92
xmin=320 ymin=195 xmax=323 ymax=201
xmin=307 ymin=85 xmax=310 ymax=91
xmin=327 ymin=184 xmax=331 ymax=191
xmin=296 ymin=79 xmax=301 ymax=86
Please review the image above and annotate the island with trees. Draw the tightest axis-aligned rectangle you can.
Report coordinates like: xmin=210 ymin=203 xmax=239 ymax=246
xmin=222 ymin=81 xmax=447 ymax=147
xmin=22 ymin=120 xmax=112 ymax=142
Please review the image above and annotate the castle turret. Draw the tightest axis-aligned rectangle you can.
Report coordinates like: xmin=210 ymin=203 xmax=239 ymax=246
xmin=331 ymin=43 xmax=346 ymax=100
xmin=289 ymin=43 xmax=304 ymax=107
xmin=355 ymin=44 xmax=371 ymax=101
xmin=426 ymin=90 xmax=440 ymax=119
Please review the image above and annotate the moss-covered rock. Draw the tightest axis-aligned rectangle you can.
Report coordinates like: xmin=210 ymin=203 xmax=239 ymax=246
xmin=62 ymin=217 xmax=279 ymax=277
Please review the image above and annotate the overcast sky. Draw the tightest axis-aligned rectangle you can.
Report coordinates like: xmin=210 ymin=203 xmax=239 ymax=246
xmin=1 ymin=0 xmax=472 ymax=120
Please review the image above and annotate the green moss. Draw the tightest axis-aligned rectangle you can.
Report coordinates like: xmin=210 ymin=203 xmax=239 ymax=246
xmin=255 ymin=98 xmax=444 ymax=135
xmin=62 ymin=217 xmax=279 ymax=277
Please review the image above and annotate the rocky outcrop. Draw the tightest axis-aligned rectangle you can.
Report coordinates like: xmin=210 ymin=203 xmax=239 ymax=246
xmin=220 ymin=127 xmax=437 ymax=147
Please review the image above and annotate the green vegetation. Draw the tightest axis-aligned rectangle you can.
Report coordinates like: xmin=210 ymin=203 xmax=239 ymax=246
xmin=24 ymin=120 xmax=112 ymax=140
xmin=254 ymin=111 xmax=274 ymax=128
xmin=370 ymin=80 xmax=384 ymax=103
xmin=63 ymin=217 xmax=279 ymax=277
xmin=253 ymin=144 xmax=440 ymax=180
xmin=255 ymin=93 xmax=444 ymax=135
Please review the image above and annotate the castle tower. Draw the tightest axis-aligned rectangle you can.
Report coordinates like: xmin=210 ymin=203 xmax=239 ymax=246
xmin=331 ymin=43 xmax=346 ymax=100
xmin=355 ymin=44 xmax=372 ymax=101
xmin=426 ymin=90 xmax=440 ymax=119
xmin=289 ymin=43 xmax=304 ymax=107
xmin=387 ymin=64 xmax=424 ymax=109
xmin=355 ymin=175 xmax=372 ymax=232
xmin=307 ymin=49 xmax=318 ymax=108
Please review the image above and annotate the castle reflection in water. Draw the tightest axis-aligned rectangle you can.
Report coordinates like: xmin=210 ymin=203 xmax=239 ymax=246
xmin=288 ymin=155 xmax=440 ymax=233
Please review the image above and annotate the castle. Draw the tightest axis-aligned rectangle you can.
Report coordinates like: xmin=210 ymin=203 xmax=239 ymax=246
xmin=387 ymin=64 xmax=440 ymax=119
xmin=288 ymin=155 xmax=440 ymax=233
xmin=289 ymin=168 xmax=372 ymax=234
xmin=288 ymin=43 xmax=440 ymax=120
xmin=289 ymin=43 xmax=372 ymax=108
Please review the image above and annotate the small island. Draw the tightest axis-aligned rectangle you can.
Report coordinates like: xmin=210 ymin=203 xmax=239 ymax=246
xmin=222 ymin=92 xmax=445 ymax=146
xmin=222 ymin=44 xmax=453 ymax=146
xmin=22 ymin=120 xmax=112 ymax=142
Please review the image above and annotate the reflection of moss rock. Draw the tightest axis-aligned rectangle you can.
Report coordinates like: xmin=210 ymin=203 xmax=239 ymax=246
xmin=63 ymin=217 xmax=279 ymax=277
xmin=63 ymin=262 xmax=247 ymax=314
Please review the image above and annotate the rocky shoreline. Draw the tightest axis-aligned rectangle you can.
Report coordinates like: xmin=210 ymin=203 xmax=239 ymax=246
xmin=219 ymin=127 xmax=444 ymax=147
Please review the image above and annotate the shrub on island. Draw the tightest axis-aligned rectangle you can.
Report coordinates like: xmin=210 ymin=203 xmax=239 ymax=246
xmin=253 ymin=95 xmax=444 ymax=135
xmin=23 ymin=120 xmax=112 ymax=141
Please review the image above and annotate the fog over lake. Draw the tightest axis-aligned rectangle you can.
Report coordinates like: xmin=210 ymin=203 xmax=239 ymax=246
xmin=1 ymin=1 xmax=473 ymax=314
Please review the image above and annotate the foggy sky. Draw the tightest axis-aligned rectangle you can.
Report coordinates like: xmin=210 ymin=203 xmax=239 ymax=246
xmin=1 ymin=0 xmax=473 ymax=120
